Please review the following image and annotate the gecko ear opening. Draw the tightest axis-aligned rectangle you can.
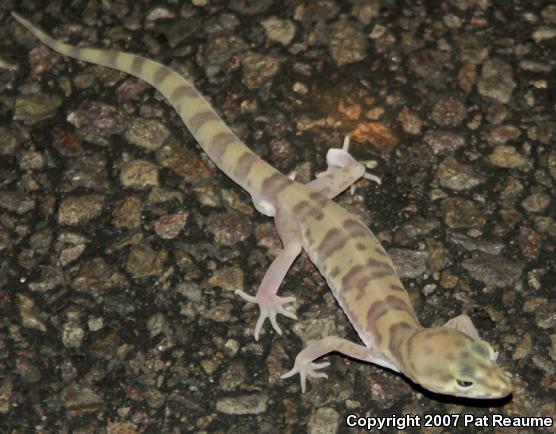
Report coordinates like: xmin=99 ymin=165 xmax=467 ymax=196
xmin=442 ymin=314 xmax=480 ymax=340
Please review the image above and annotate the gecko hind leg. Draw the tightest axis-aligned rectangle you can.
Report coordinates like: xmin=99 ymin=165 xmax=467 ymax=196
xmin=281 ymin=336 xmax=398 ymax=392
xmin=235 ymin=210 xmax=302 ymax=340
xmin=442 ymin=314 xmax=480 ymax=340
xmin=307 ymin=136 xmax=381 ymax=199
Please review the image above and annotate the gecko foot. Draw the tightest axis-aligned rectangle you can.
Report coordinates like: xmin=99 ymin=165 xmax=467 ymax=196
xmin=235 ymin=290 xmax=297 ymax=340
xmin=281 ymin=356 xmax=331 ymax=393
xmin=321 ymin=136 xmax=381 ymax=185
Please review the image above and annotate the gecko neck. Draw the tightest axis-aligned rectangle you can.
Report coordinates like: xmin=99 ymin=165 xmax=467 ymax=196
xmin=387 ymin=322 xmax=422 ymax=373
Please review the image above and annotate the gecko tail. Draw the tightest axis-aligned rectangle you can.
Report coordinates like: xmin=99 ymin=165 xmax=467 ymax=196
xmin=12 ymin=13 xmax=43 ymax=37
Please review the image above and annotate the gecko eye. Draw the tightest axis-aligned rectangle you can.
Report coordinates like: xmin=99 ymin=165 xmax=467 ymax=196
xmin=456 ymin=379 xmax=474 ymax=388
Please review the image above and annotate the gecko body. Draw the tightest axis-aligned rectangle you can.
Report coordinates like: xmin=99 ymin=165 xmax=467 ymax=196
xmin=12 ymin=12 xmax=512 ymax=399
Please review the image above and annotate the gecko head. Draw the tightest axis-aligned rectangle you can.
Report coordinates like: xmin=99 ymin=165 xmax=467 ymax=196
xmin=406 ymin=327 xmax=512 ymax=399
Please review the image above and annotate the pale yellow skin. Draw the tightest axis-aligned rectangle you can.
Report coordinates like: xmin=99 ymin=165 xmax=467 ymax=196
xmin=12 ymin=12 xmax=512 ymax=399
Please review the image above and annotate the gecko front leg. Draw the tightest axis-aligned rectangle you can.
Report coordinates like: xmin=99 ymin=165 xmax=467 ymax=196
xmin=236 ymin=209 xmax=302 ymax=340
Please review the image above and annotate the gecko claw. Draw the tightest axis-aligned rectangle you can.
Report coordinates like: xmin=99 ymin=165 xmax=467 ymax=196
xmin=235 ymin=290 xmax=297 ymax=340
xmin=362 ymin=171 xmax=381 ymax=185
xmin=281 ymin=358 xmax=331 ymax=393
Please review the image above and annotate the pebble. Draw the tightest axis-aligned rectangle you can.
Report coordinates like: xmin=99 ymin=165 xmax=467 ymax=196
xmin=351 ymin=121 xmax=397 ymax=152
xmin=112 ymin=196 xmax=143 ymax=229
xmin=458 ymin=63 xmax=476 ymax=94
xmin=241 ymin=51 xmax=282 ymax=89
xmin=218 ymin=362 xmax=248 ymax=391
xmin=13 ymin=93 xmax=62 ymax=123
xmin=454 ymin=34 xmax=489 ymax=64
xmin=147 ymin=312 xmax=168 ymax=338
xmin=58 ymin=194 xmax=105 ymax=225
xmin=431 ymin=95 xmax=467 ymax=127
xmin=448 ymin=232 xmax=504 ymax=255
xmin=462 ymin=252 xmax=523 ymax=287
xmin=424 ymin=130 xmax=465 ymax=154
xmin=120 ymin=160 xmax=159 ymax=189
xmin=0 ymin=377 xmax=13 ymax=414
xmin=0 ymin=127 xmax=18 ymax=155
xmin=542 ymin=4 xmax=556 ymax=23
xmin=328 ymin=19 xmax=368 ymax=66
xmin=67 ymin=101 xmax=126 ymax=138
xmin=521 ymin=192 xmax=551 ymax=213
xmin=519 ymin=60 xmax=552 ymax=73
xmin=532 ymin=26 xmax=556 ymax=43
xmin=64 ymin=153 xmax=110 ymax=191
xmin=436 ymin=156 xmax=484 ymax=191
xmin=126 ymin=243 xmax=168 ymax=278
xmin=308 ymin=407 xmax=340 ymax=434
xmin=18 ymin=149 xmax=43 ymax=170
xmin=206 ymin=212 xmax=251 ymax=246
xmin=389 ymin=248 xmax=428 ymax=278
xmin=487 ymin=125 xmax=521 ymax=145
xmin=62 ymin=383 xmax=103 ymax=417
xmin=477 ymin=58 xmax=516 ymax=104
xmin=153 ymin=210 xmax=189 ymax=239
xmin=535 ymin=301 xmax=556 ymax=329
xmin=125 ymin=118 xmax=170 ymax=151
xmin=488 ymin=145 xmax=528 ymax=169
xmin=443 ymin=197 xmax=485 ymax=229
xmin=397 ymin=106 xmax=422 ymax=135
xmin=62 ymin=320 xmax=85 ymax=348
xmin=0 ymin=191 xmax=35 ymax=214
xmin=353 ymin=1 xmax=379 ymax=24
xmin=486 ymin=103 xmax=509 ymax=125
xmin=156 ymin=141 xmax=210 ymax=182
xmin=518 ymin=225 xmax=541 ymax=258
xmin=215 ymin=393 xmax=268 ymax=415
xmin=261 ymin=16 xmax=296 ymax=46
xmin=408 ymin=49 xmax=451 ymax=80
xmin=207 ymin=266 xmax=244 ymax=292
xmin=72 ymin=257 xmax=128 ymax=298
xmin=200 ymin=34 xmax=248 ymax=78
xmin=17 ymin=294 xmax=47 ymax=332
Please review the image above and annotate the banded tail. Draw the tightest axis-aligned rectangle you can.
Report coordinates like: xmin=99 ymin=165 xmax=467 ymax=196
xmin=11 ymin=12 xmax=280 ymax=194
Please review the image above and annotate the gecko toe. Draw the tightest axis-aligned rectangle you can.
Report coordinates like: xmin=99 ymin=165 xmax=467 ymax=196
xmin=281 ymin=358 xmax=330 ymax=393
xmin=310 ymin=361 xmax=330 ymax=370
xmin=235 ymin=289 xmax=257 ymax=303
xmin=269 ymin=313 xmax=282 ymax=335
xmin=280 ymin=295 xmax=296 ymax=303
xmin=277 ymin=303 xmax=297 ymax=320
xmin=254 ymin=313 xmax=267 ymax=341
xmin=238 ymin=290 xmax=296 ymax=340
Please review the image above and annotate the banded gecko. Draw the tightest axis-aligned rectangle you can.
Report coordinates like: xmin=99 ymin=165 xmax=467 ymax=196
xmin=12 ymin=12 xmax=512 ymax=399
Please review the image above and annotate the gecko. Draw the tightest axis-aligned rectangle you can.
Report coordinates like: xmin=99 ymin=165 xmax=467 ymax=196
xmin=12 ymin=12 xmax=512 ymax=399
